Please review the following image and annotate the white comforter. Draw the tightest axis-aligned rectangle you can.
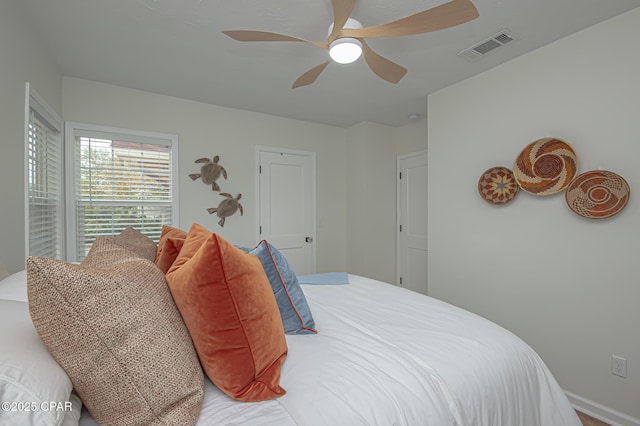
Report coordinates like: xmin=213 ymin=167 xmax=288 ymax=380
xmin=80 ymin=275 xmax=580 ymax=426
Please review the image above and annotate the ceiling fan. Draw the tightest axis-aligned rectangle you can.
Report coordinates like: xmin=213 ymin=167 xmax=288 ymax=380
xmin=222 ymin=0 xmax=479 ymax=89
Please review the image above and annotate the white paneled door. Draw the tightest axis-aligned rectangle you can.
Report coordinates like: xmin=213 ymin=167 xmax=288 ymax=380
xmin=397 ymin=151 xmax=428 ymax=294
xmin=257 ymin=147 xmax=316 ymax=276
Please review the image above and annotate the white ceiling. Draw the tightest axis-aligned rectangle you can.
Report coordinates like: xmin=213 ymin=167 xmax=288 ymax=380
xmin=22 ymin=0 xmax=640 ymax=128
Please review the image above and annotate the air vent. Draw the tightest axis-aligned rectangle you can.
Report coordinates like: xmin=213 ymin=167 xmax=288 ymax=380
xmin=458 ymin=29 xmax=516 ymax=61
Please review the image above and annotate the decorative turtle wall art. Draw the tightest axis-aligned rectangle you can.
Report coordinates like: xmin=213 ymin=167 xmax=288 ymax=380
xmin=189 ymin=155 xmax=227 ymax=191
xmin=207 ymin=193 xmax=243 ymax=227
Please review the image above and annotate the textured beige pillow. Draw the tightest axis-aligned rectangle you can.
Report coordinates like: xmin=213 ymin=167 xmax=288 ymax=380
xmin=112 ymin=226 xmax=158 ymax=262
xmin=27 ymin=237 xmax=204 ymax=426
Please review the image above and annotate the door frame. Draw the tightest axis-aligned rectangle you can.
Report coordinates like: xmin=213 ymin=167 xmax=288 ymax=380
xmin=255 ymin=145 xmax=317 ymax=272
xmin=396 ymin=149 xmax=427 ymax=288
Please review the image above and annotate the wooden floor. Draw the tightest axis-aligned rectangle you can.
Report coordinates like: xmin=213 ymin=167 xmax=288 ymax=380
xmin=577 ymin=410 xmax=610 ymax=426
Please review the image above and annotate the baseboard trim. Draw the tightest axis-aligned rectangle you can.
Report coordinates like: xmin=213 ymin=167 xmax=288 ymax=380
xmin=565 ymin=390 xmax=640 ymax=426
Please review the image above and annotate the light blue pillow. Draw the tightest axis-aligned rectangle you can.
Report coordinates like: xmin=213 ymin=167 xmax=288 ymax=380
xmin=239 ymin=241 xmax=316 ymax=335
xmin=298 ymin=272 xmax=349 ymax=285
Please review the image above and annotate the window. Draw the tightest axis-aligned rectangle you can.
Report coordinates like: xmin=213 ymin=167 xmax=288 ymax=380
xmin=66 ymin=123 xmax=179 ymax=261
xmin=25 ymin=83 xmax=64 ymax=259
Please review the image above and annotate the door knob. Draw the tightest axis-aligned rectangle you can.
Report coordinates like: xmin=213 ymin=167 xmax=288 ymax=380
xmin=305 ymin=237 xmax=313 ymax=243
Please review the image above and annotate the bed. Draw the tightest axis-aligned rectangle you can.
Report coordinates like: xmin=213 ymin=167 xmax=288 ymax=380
xmin=0 ymin=226 xmax=582 ymax=426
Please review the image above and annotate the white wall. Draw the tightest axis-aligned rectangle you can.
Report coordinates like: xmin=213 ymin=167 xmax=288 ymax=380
xmin=63 ymin=78 xmax=426 ymax=280
xmin=346 ymin=122 xmax=398 ymax=283
xmin=0 ymin=0 xmax=62 ymax=274
xmin=428 ymin=7 xmax=640 ymax=421
xmin=396 ymin=113 xmax=427 ymax=156
xmin=63 ymin=77 xmax=348 ymax=273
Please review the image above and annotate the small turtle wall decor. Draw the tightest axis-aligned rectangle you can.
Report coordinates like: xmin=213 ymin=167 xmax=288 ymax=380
xmin=207 ymin=193 xmax=243 ymax=227
xmin=189 ymin=155 xmax=227 ymax=191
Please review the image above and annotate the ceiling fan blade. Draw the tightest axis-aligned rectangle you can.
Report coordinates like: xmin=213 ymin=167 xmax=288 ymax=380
xmin=223 ymin=30 xmax=328 ymax=50
xmin=292 ymin=61 xmax=331 ymax=89
xmin=340 ymin=0 xmax=479 ymax=39
xmin=361 ymin=40 xmax=407 ymax=84
xmin=328 ymin=0 xmax=357 ymax=43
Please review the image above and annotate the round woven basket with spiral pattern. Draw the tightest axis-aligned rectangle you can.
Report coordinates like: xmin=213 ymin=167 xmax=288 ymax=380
xmin=513 ymin=138 xmax=578 ymax=196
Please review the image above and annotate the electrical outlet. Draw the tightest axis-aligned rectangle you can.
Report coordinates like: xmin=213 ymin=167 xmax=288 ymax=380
xmin=611 ymin=355 xmax=627 ymax=378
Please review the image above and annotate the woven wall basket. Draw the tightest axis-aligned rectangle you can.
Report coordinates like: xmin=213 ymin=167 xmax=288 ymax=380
xmin=478 ymin=166 xmax=519 ymax=205
xmin=565 ymin=170 xmax=630 ymax=219
xmin=513 ymin=138 xmax=578 ymax=196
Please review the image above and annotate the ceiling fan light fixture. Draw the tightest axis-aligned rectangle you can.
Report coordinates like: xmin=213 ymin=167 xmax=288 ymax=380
xmin=328 ymin=17 xmax=363 ymax=64
xmin=226 ymin=1 xmax=480 ymax=87
xmin=329 ymin=38 xmax=362 ymax=64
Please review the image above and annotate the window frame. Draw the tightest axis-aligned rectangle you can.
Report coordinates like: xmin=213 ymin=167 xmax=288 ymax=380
xmin=24 ymin=82 xmax=64 ymax=260
xmin=64 ymin=122 xmax=179 ymax=262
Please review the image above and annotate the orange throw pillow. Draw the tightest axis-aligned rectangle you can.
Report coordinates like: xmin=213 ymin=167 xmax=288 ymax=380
xmin=166 ymin=223 xmax=288 ymax=402
xmin=155 ymin=225 xmax=187 ymax=273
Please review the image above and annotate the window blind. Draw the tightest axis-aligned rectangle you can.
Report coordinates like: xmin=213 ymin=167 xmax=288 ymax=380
xmin=27 ymin=109 xmax=63 ymax=259
xmin=70 ymin=129 xmax=176 ymax=260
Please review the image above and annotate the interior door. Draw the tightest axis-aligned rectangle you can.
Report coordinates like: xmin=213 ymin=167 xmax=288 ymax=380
xmin=258 ymin=148 xmax=316 ymax=275
xmin=397 ymin=151 xmax=428 ymax=294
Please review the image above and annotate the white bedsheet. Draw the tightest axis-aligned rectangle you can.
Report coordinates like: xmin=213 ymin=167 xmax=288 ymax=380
xmin=79 ymin=274 xmax=580 ymax=425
